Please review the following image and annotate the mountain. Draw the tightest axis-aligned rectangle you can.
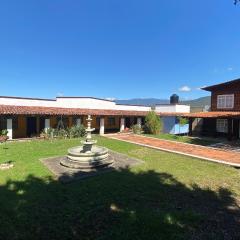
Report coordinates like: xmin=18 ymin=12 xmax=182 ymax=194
xmin=181 ymin=96 xmax=211 ymax=108
xmin=116 ymin=96 xmax=211 ymax=108
xmin=116 ymin=98 xmax=169 ymax=106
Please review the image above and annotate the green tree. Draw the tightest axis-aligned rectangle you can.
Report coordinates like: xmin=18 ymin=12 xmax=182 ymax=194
xmin=177 ymin=117 xmax=189 ymax=126
xmin=177 ymin=117 xmax=189 ymax=134
xmin=144 ymin=111 xmax=162 ymax=135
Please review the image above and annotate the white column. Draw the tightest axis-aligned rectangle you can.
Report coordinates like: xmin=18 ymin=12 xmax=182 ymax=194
xmin=120 ymin=118 xmax=125 ymax=132
xmin=76 ymin=118 xmax=81 ymax=126
xmin=44 ymin=119 xmax=50 ymax=133
xmin=137 ymin=117 xmax=142 ymax=127
xmin=7 ymin=119 xmax=13 ymax=140
xmin=100 ymin=117 xmax=105 ymax=135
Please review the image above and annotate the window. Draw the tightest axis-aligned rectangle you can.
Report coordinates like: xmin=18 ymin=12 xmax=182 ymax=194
xmin=57 ymin=116 xmax=69 ymax=129
xmin=95 ymin=117 xmax=100 ymax=127
xmin=12 ymin=117 xmax=18 ymax=130
xmin=0 ymin=117 xmax=7 ymax=130
xmin=108 ymin=117 xmax=116 ymax=127
xmin=217 ymin=94 xmax=234 ymax=109
xmin=216 ymin=119 xmax=228 ymax=133
xmin=72 ymin=117 xmax=82 ymax=126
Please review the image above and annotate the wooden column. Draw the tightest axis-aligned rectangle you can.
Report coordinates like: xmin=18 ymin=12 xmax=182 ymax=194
xmin=36 ymin=116 xmax=40 ymax=135
xmin=227 ymin=118 xmax=233 ymax=141
xmin=189 ymin=118 xmax=193 ymax=136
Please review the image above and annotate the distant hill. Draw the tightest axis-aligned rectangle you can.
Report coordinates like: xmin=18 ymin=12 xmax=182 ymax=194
xmin=116 ymin=96 xmax=211 ymax=108
xmin=116 ymin=98 xmax=169 ymax=106
xmin=181 ymin=96 xmax=211 ymax=108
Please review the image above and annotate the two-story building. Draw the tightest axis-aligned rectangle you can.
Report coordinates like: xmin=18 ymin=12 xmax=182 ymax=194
xmin=186 ymin=78 xmax=240 ymax=140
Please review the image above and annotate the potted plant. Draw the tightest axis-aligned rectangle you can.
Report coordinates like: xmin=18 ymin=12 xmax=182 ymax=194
xmin=0 ymin=130 xmax=9 ymax=143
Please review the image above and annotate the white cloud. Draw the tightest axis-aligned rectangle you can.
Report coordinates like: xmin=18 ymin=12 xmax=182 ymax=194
xmin=178 ymin=86 xmax=191 ymax=92
xmin=227 ymin=67 xmax=233 ymax=71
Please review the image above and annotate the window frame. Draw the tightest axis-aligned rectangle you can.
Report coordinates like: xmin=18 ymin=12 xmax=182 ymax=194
xmin=108 ymin=117 xmax=116 ymax=127
xmin=217 ymin=94 xmax=234 ymax=109
xmin=216 ymin=119 xmax=228 ymax=133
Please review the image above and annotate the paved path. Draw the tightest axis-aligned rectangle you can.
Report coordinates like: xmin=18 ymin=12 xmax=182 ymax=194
xmin=106 ymin=134 xmax=240 ymax=167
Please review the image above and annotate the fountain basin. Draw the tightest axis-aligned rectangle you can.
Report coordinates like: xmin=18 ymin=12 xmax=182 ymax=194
xmin=60 ymin=145 xmax=114 ymax=171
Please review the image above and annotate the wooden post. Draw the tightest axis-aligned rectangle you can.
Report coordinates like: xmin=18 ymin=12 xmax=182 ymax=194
xmin=189 ymin=118 xmax=193 ymax=136
xmin=228 ymin=118 xmax=233 ymax=141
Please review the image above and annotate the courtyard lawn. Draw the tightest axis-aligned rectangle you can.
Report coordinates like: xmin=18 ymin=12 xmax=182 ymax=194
xmin=0 ymin=137 xmax=239 ymax=240
xmin=144 ymin=133 xmax=220 ymax=146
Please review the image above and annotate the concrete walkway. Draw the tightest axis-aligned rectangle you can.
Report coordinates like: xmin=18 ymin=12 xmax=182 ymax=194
xmin=106 ymin=134 xmax=240 ymax=167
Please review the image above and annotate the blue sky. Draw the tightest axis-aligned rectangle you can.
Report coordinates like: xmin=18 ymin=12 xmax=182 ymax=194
xmin=0 ymin=0 xmax=239 ymax=100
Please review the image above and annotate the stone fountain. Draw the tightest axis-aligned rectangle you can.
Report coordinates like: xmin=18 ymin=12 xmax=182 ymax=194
xmin=60 ymin=115 xmax=114 ymax=171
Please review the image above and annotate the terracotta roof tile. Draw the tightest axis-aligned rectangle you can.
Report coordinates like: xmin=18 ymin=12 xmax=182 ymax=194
xmin=184 ymin=111 xmax=240 ymax=118
xmin=0 ymin=105 xmax=185 ymax=117
xmin=0 ymin=105 xmax=147 ymax=116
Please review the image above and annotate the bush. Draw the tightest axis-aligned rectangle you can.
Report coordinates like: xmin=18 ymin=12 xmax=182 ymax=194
xmin=1 ymin=130 xmax=8 ymax=136
xmin=0 ymin=129 xmax=8 ymax=143
xmin=68 ymin=125 xmax=86 ymax=138
xmin=177 ymin=117 xmax=189 ymax=126
xmin=40 ymin=128 xmax=56 ymax=139
xmin=144 ymin=111 xmax=162 ymax=135
xmin=56 ymin=128 xmax=68 ymax=139
xmin=40 ymin=125 xmax=86 ymax=140
xmin=131 ymin=124 xmax=142 ymax=134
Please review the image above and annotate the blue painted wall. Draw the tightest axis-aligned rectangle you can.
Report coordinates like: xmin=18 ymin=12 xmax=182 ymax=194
xmin=162 ymin=117 xmax=189 ymax=135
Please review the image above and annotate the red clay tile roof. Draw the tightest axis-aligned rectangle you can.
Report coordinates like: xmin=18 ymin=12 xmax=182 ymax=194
xmin=184 ymin=111 xmax=240 ymax=118
xmin=0 ymin=105 xmax=185 ymax=117
xmin=0 ymin=105 xmax=147 ymax=116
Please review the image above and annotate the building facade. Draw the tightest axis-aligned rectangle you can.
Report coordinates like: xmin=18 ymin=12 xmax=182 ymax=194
xmin=186 ymin=78 xmax=240 ymax=140
xmin=0 ymin=96 xmax=190 ymax=139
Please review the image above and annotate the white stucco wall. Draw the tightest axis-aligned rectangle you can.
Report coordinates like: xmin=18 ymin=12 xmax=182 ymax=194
xmin=56 ymin=98 xmax=116 ymax=109
xmin=0 ymin=96 xmax=151 ymax=112
xmin=0 ymin=97 xmax=58 ymax=107
xmin=175 ymin=105 xmax=190 ymax=113
xmin=155 ymin=104 xmax=190 ymax=113
xmin=115 ymin=104 xmax=151 ymax=111
xmin=0 ymin=97 xmax=188 ymax=113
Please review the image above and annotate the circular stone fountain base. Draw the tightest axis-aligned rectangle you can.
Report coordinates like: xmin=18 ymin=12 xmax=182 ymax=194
xmin=60 ymin=145 xmax=114 ymax=171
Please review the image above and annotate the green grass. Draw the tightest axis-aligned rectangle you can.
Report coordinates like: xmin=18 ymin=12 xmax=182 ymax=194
xmin=144 ymin=133 xmax=219 ymax=146
xmin=0 ymin=137 xmax=239 ymax=240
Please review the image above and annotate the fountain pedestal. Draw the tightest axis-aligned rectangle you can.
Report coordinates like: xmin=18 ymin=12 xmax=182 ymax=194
xmin=60 ymin=115 xmax=114 ymax=171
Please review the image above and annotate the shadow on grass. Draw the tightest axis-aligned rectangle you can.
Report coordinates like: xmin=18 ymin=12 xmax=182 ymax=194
xmin=0 ymin=169 xmax=239 ymax=240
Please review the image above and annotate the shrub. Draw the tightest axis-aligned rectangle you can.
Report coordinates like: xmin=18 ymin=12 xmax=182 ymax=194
xmin=177 ymin=117 xmax=189 ymax=126
xmin=68 ymin=125 xmax=86 ymax=138
xmin=1 ymin=130 xmax=8 ymax=136
xmin=144 ymin=111 xmax=162 ymax=135
xmin=41 ymin=125 xmax=86 ymax=140
xmin=0 ymin=129 xmax=8 ymax=143
xmin=131 ymin=124 xmax=142 ymax=134
xmin=40 ymin=128 xmax=56 ymax=139
xmin=56 ymin=128 xmax=68 ymax=139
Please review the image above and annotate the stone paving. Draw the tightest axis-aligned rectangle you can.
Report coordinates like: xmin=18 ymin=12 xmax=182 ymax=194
xmin=107 ymin=134 xmax=240 ymax=167
xmin=40 ymin=150 xmax=144 ymax=183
